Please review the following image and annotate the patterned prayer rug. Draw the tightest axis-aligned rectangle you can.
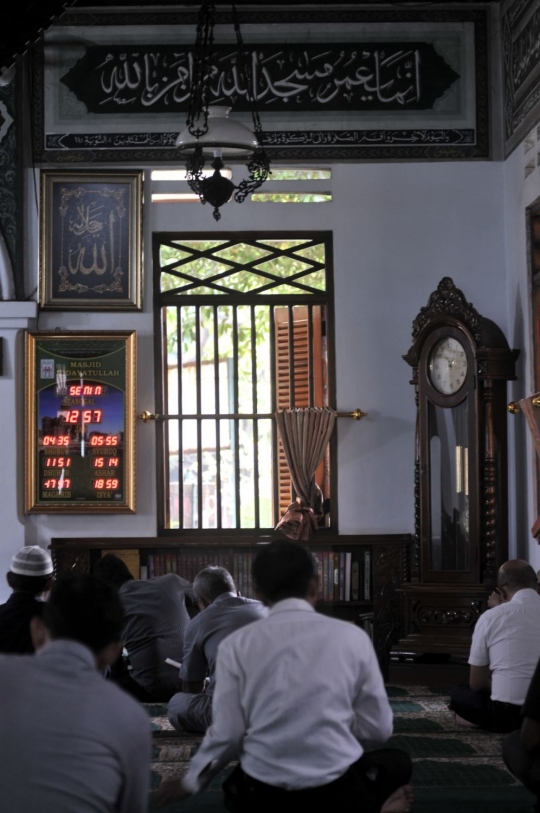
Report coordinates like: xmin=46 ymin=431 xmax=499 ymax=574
xmin=145 ymin=688 xmax=537 ymax=812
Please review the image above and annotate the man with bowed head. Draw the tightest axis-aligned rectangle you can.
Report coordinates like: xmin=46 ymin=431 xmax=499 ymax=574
xmin=0 ymin=572 xmax=151 ymax=813
xmin=450 ymin=559 xmax=540 ymax=732
xmin=158 ymin=539 xmax=412 ymax=813
xmin=168 ymin=565 xmax=266 ymax=733
xmin=0 ymin=545 xmax=54 ymax=654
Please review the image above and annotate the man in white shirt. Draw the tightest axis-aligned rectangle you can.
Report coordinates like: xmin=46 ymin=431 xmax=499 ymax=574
xmin=0 ymin=572 xmax=152 ymax=813
xmin=450 ymin=559 xmax=540 ymax=732
xmin=157 ymin=540 xmax=412 ymax=813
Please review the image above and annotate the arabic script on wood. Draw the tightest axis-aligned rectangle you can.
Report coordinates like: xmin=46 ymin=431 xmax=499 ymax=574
xmin=61 ymin=42 xmax=460 ymax=114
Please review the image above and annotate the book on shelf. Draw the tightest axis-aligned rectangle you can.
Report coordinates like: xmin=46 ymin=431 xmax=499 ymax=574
xmin=344 ymin=552 xmax=351 ymax=602
xmin=363 ymin=549 xmax=371 ymax=601
xmin=339 ymin=552 xmax=345 ymax=601
xmin=333 ymin=552 xmax=340 ymax=602
xmin=309 ymin=546 xmax=373 ymax=604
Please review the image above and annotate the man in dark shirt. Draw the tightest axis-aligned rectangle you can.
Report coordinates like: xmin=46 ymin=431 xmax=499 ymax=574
xmin=168 ymin=566 xmax=266 ymax=733
xmin=0 ymin=546 xmax=54 ymax=654
xmin=503 ymin=656 xmax=540 ymax=811
xmin=93 ymin=553 xmax=194 ymax=701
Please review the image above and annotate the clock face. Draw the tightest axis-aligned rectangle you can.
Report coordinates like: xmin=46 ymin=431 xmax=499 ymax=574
xmin=429 ymin=337 xmax=468 ymax=395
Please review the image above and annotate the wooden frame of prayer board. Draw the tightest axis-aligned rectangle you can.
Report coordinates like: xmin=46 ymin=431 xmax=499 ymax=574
xmin=25 ymin=331 xmax=136 ymax=513
xmin=39 ymin=170 xmax=143 ymax=310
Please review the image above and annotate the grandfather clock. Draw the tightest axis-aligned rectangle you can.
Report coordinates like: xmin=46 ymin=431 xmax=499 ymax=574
xmin=394 ymin=278 xmax=519 ymax=657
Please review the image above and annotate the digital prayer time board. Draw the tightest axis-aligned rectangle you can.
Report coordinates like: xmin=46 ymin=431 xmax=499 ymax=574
xmin=25 ymin=332 xmax=136 ymax=513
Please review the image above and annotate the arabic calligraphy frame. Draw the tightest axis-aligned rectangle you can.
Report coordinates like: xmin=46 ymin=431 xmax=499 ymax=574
xmin=32 ymin=6 xmax=490 ymax=163
xmin=39 ymin=170 xmax=143 ymax=310
xmin=502 ymin=0 xmax=540 ymax=157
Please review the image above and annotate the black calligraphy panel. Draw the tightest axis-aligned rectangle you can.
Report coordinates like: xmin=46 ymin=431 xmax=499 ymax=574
xmin=503 ymin=0 xmax=540 ymax=154
xmin=51 ymin=181 xmax=132 ymax=302
xmin=61 ymin=42 xmax=460 ymax=114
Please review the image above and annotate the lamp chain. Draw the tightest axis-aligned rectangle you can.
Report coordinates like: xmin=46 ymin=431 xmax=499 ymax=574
xmin=187 ymin=0 xmax=215 ymax=138
xmin=231 ymin=2 xmax=264 ymax=141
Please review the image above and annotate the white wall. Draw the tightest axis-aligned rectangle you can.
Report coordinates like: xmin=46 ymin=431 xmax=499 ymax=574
xmin=504 ymin=138 xmax=540 ymax=569
xmin=0 ymin=159 xmax=511 ymax=603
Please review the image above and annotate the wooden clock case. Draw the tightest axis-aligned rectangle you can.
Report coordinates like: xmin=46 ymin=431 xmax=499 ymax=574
xmin=393 ymin=278 xmax=519 ymax=657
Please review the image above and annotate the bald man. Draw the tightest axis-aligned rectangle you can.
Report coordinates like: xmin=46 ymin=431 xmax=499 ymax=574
xmin=450 ymin=560 xmax=540 ymax=733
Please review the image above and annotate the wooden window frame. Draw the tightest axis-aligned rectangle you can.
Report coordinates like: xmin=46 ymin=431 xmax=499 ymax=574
xmin=153 ymin=231 xmax=337 ymax=539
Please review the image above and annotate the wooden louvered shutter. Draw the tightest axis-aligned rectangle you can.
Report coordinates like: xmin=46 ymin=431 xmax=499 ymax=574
xmin=274 ymin=306 xmax=326 ymax=519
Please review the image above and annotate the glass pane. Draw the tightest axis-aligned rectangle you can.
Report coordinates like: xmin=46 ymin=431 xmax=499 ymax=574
xmin=237 ymin=305 xmax=253 ymax=414
xmin=258 ymin=419 xmax=273 ymax=526
xmin=182 ymin=421 xmax=198 ymax=529
xmin=160 ymin=245 xmax=192 ymax=266
xmin=168 ymin=448 xmax=180 ymax=529
xmin=294 ymin=270 xmax=326 ymax=290
xmin=179 ymin=285 xmax=226 ymax=296
xmin=165 ymin=306 xmax=179 ymax=414
xmin=239 ymin=421 xmax=255 ymax=528
xmin=173 ymin=240 xmax=228 ymax=250
xmin=255 ymin=306 xmax=271 ymax=413
xmin=255 ymin=257 xmax=313 ymax=278
xmin=181 ymin=307 xmax=197 ymax=414
xmin=260 ymin=283 xmax=313 ymax=295
xmin=200 ymin=307 xmax=215 ymax=412
xmin=161 ymin=272 xmax=187 ymax=293
xmin=257 ymin=239 xmax=311 ymax=249
xmin=428 ymin=400 xmax=470 ymax=571
xmin=218 ymin=271 xmax=271 ymax=292
xmin=220 ymin=418 xmax=235 ymax=528
xmin=293 ymin=244 xmax=326 ymax=264
xmin=268 ymin=168 xmax=331 ymax=180
xmin=213 ymin=244 xmax=272 ymax=263
xmin=181 ymin=258 xmax=234 ymax=279
xmin=252 ymin=193 xmax=331 ymax=203
xmin=202 ymin=420 xmax=217 ymax=528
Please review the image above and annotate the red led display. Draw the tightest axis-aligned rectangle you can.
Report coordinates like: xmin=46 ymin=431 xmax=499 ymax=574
xmin=42 ymin=436 xmax=70 ymax=446
xmin=92 ymin=478 xmax=119 ymax=490
xmin=44 ymin=457 xmax=71 ymax=467
xmin=61 ymin=409 xmax=103 ymax=424
xmin=90 ymin=435 xmax=119 ymax=447
xmin=43 ymin=478 xmax=71 ymax=489
xmin=68 ymin=385 xmax=106 ymax=396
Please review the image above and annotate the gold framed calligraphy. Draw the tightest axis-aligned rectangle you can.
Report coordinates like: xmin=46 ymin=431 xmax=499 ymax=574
xmin=39 ymin=171 xmax=143 ymax=310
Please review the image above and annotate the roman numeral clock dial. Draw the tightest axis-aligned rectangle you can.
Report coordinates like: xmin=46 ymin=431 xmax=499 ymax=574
xmin=428 ymin=337 xmax=468 ymax=394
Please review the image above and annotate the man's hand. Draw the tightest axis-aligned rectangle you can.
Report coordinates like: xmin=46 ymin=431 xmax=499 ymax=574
xmin=155 ymin=778 xmax=190 ymax=807
xmin=487 ymin=589 xmax=502 ymax=609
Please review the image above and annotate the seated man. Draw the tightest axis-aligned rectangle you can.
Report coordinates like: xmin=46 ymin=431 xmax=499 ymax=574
xmin=158 ymin=540 xmax=413 ymax=813
xmin=168 ymin=566 xmax=266 ymax=733
xmin=503 ymin=655 xmax=540 ymax=813
xmin=0 ymin=545 xmax=54 ymax=654
xmin=0 ymin=572 xmax=151 ymax=813
xmin=93 ymin=553 xmax=194 ymax=701
xmin=450 ymin=559 xmax=540 ymax=733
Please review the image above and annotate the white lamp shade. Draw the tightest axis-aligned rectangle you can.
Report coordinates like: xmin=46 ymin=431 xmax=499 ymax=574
xmin=176 ymin=106 xmax=259 ymax=157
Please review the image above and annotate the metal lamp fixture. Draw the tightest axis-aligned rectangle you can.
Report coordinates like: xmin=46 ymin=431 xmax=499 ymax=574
xmin=175 ymin=0 xmax=271 ymax=221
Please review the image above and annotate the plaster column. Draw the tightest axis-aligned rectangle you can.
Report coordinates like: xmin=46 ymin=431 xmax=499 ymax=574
xmin=0 ymin=302 xmax=37 ymax=602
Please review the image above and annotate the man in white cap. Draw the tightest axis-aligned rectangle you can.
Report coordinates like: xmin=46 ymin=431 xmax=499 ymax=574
xmin=0 ymin=545 xmax=54 ymax=654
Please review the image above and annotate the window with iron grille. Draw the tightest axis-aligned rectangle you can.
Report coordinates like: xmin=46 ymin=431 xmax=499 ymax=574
xmin=154 ymin=232 xmax=335 ymax=534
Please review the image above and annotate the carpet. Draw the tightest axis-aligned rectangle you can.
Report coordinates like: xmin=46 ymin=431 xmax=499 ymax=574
xmin=145 ymin=687 xmax=537 ymax=812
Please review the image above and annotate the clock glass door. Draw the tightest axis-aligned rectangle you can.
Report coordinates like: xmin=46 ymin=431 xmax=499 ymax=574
xmin=428 ymin=399 xmax=470 ymax=572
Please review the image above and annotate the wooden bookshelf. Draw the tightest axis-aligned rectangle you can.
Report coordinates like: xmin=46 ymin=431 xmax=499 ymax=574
xmin=50 ymin=533 xmax=410 ymax=678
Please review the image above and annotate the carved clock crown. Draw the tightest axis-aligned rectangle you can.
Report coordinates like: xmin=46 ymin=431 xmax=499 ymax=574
xmin=411 ymin=277 xmax=482 ymax=342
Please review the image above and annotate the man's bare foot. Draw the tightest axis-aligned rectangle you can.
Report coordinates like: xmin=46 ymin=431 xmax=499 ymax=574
xmin=453 ymin=712 xmax=479 ymax=729
xmin=381 ymin=784 xmax=413 ymax=813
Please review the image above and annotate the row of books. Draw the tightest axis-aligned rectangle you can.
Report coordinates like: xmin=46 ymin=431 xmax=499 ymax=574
xmin=312 ymin=549 xmax=371 ymax=602
xmin=141 ymin=547 xmax=372 ymax=604
xmin=145 ymin=551 xmax=256 ymax=599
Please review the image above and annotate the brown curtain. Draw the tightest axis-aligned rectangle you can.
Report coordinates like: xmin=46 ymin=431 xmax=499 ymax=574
xmin=275 ymin=407 xmax=336 ymax=541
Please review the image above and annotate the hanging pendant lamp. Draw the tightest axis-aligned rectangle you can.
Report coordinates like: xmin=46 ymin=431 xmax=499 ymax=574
xmin=175 ymin=1 xmax=271 ymax=221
